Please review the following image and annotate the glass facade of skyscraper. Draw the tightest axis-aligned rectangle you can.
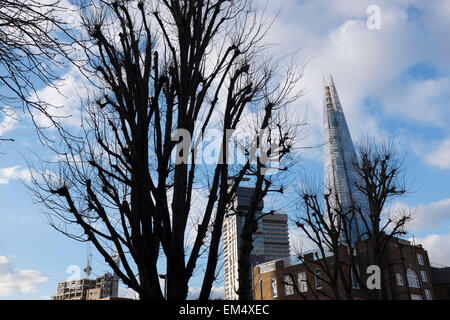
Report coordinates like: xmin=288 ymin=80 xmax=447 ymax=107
xmin=323 ymin=76 xmax=370 ymax=241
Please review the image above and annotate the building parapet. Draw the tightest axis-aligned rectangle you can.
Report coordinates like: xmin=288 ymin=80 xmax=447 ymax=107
xmin=256 ymin=256 xmax=296 ymax=274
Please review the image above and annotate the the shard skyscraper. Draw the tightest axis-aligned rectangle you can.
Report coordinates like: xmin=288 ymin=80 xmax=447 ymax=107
xmin=323 ymin=75 xmax=370 ymax=241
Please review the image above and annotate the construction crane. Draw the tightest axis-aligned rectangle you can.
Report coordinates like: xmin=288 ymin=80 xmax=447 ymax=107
xmin=83 ymin=244 xmax=93 ymax=278
xmin=111 ymin=248 xmax=120 ymax=298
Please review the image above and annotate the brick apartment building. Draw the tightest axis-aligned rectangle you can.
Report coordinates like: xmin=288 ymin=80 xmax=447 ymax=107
xmin=253 ymin=236 xmax=435 ymax=300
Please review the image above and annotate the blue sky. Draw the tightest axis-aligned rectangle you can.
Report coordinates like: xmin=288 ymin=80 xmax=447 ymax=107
xmin=1 ymin=0 xmax=450 ymax=299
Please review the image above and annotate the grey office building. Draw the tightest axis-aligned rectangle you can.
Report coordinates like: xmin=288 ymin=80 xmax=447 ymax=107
xmin=223 ymin=186 xmax=290 ymax=300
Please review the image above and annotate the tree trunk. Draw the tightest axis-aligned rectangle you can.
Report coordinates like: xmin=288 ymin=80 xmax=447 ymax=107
xmin=237 ymin=219 xmax=257 ymax=300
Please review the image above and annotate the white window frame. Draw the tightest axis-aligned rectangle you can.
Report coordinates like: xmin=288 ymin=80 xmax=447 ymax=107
xmin=420 ymin=270 xmax=428 ymax=282
xmin=259 ymin=279 xmax=263 ymax=300
xmin=314 ymin=269 xmax=322 ymax=290
xmin=417 ymin=254 xmax=424 ymax=265
xmin=424 ymin=289 xmax=432 ymax=300
xmin=351 ymin=265 xmax=360 ymax=289
xmin=271 ymin=278 xmax=278 ymax=298
xmin=411 ymin=294 xmax=423 ymax=300
xmin=297 ymin=272 xmax=307 ymax=293
xmin=407 ymin=269 xmax=420 ymax=288
xmin=284 ymin=275 xmax=294 ymax=296
xmin=396 ymin=273 xmax=404 ymax=286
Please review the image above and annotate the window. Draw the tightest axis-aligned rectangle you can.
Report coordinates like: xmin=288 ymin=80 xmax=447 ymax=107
xmin=417 ymin=254 xmax=424 ymax=265
xmin=314 ymin=269 xmax=322 ymax=290
xmin=424 ymin=289 xmax=432 ymax=300
xmin=411 ymin=294 xmax=423 ymax=300
xmin=396 ymin=274 xmax=404 ymax=286
xmin=297 ymin=272 xmax=307 ymax=293
xmin=351 ymin=265 xmax=360 ymax=289
xmin=259 ymin=279 xmax=263 ymax=300
xmin=284 ymin=275 xmax=294 ymax=296
xmin=407 ymin=269 xmax=420 ymax=288
xmin=420 ymin=270 xmax=428 ymax=282
xmin=271 ymin=278 xmax=278 ymax=298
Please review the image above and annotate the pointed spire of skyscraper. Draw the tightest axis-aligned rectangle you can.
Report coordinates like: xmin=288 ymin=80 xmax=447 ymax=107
xmin=323 ymin=76 xmax=370 ymax=241
xmin=328 ymin=74 xmax=335 ymax=87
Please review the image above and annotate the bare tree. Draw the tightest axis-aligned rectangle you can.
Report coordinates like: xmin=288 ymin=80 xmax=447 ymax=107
xmin=295 ymin=137 xmax=412 ymax=300
xmin=0 ymin=0 xmax=73 ymax=135
xmin=351 ymin=137 xmax=412 ymax=299
xmin=236 ymin=110 xmax=303 ymax=300
xmin=29 ymin=0 xmax=304 ymax=300
xmin=295 ymin=190 xmax=355 ymax=300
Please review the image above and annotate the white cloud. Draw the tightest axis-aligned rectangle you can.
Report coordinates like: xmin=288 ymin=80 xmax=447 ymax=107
xmin=182 ymin=188 xmax=210 ymax=249
xmin=403 ymin=198 xmax=450 ymax=232
xmin=26 ymin=0 xmax=449 ymax=167
xmin=0 ymin=166 xmax=32 ymax=184
xmin=425 ymin=139 xmax=450 ymax=170
xmin=288 ymin=227 xmax=318 ymax=256
xmin=30 ymin=67 xmax=93 ymax=130
xmin=187 ymin=286 xmax=201 ymax=300
xmin=0 ymin=256 xmax=48 ymax=296
xmin=383 ymin=77 xmax=450 ymax=127
xmin=249 ymin=0 xmax=450 ymax=164
xmin=210 ymin=286 xmax=225 ymax=300
xmin=413 ymin=234 xmax=450 ymax=266
xmin=0 ymin=107 xmax=19 ymax=137
xmin=187 ymin=286 xmax=224 ymax=300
